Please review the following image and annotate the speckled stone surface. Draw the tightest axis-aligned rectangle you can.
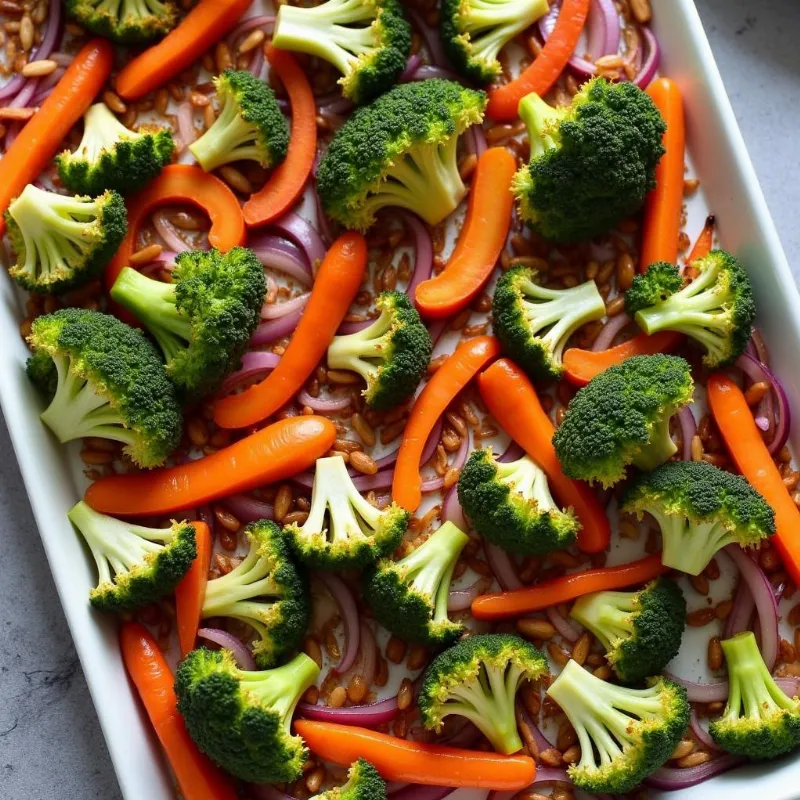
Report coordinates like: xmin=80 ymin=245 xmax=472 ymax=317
xmin=0 ymin=2 xmax=798 ymax=798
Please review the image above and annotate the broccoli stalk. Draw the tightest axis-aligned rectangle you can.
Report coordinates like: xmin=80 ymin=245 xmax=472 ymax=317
xmin=310 ymin=758 xmax=387 ymax=800
xmin=65 ymin=0 xmax=178 ymax=44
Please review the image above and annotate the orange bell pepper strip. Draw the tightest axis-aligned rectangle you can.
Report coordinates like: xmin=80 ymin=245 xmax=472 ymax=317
xmin=175 ymin=521 xmax=212 ymax=657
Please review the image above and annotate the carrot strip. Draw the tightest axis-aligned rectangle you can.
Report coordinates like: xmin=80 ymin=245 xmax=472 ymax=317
xmin=472 ymin=554 xmax=667 ymax=619
xmin=175 ymin=521 xmax=212 ymax=658
xmin=120 ymin=623 xmax=237 ymax=800
xmin=214 ymin=232 xmax=367 ymax=429
xmin=295 ymin=721 xmax=536 ymax=791
xmin=478 ymin=358 xmax=610 ymax=553
xmin=486 ymin=0 xmax=590 ymax=121
xmin=687 ymin=214 xmax=716 ymax=265
xmin=116 ymin=0 xmax=252 ymax=100
xmin=414 ymin=148 xmax=516 ymax=320
xmin=85 ymin=416 xmax=336 ymax=517
xmin=708 ymin=374 xmax=800 ymax=587
xmin=0 ymin=39 xmax=113 ymax=237
xmin=243 ymin=45 xmax=317 ymax=228
xmin=393 ymin=336 xmax=501 ymax=512
xmin=639 ymin=78 xmax=686 ymax=272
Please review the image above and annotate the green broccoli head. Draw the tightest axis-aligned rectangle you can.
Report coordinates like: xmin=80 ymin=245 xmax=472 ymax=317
xmin=363 ymin=521 xmax=469 ymax=646
xmin=419 ymin=633 xmax=548 ymax=754
xmin=552 ymin=354 xmax=694 ymax=488
xmin=175 ymin=647 xmax=320 ymax=784
xmin=65 ymin=0 xmax=177 ymax=44
xmin=189 ymin=70 xmax=290 ymax=173
xmin=110 ymin=247 xmax=267 ymax=400
xmin=620 ymin=460 xmax=775 ymax=576
xmin=273 ymin=0 xmax=411 ymax=104
xmin=68 ymin=501 xmax=196 ymax=612
xmin=570 ymin=577 xmax=686 ymax=684
xmin=710 ymin=632 xmax=800 ymax=760
xmin=511 ymin=78 xmax=666 ymax=242
xmin=317 ymin=79 xmax=487 ymax=231
xmin=286 ymin=456 xmax=409 ymax=570
xmin=547 ymin=660 xmax=689 ymax=794
xmin=5 ymin=184 xmax=127 ymax=295
xmin=310 ymin=759 xmax=387 ymax=800
xmin=440 ymin=0 xmax=549 ymax=84
xmin=626 ymin=251 xmax=756 ymax=368
xmin=492 ymin=265 xmax=606 ymax=380
xmin=27 ymin=308 xmax=182 ymax=468
xmin=57 ymin=103 xmax=175 ymax=197
xmin=326 ymin=291 xmax=432 ymax=410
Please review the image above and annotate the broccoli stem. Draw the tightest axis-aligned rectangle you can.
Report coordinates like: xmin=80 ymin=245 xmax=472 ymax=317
xmin=630 ymin=414 xmax=677 ymax=472
xmin=190 ymin=93 xmax=263 ymax=172
xmin=570 ymin=591 xmax=636 ymax=651
xmin=654 ymin=510 xmax=737 ymax=575
xmin=518 ymin=92 xmax=568 ymax=159
xmin=75 ymin=103 xmax=140 ymax=161
xmin=326 ymin=304 xmax=394 ymax=384
xmin=203 ymin=542 xmax=282 ymax=616
xmin=496 ymin=457 xmax=559 ymax=513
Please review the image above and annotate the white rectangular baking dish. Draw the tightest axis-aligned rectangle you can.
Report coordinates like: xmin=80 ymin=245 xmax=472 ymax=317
xmin=2 ymin=0 xmax=799 ymax=798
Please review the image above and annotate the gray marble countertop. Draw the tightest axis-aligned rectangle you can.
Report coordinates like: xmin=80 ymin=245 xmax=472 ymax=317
xmin=1 ymin=2 xmax=798 ymax=797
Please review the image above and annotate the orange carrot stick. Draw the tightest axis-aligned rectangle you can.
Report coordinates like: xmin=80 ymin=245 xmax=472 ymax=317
xmin=85 ymin=416 xmax=336 ymax=517
xmin=687 ymin=214 xmax=716 ymax=265
xmin=0 ymin=39 xmax=113 ymax=237
xmin=415 ymin=148 xmax=516 ymax=320
xmin=175 ymin=521 xmax=212 ymax=657
xmin=120 ymin=623 xmax=237 ymax=800
xmin=214 ymin=233 xmax=367 ymax=429
xmin=478 ymin=358 xmax=610 ymax=553
xmin=295 ymin=721 xmax=536 ymax=791
xmin=116 ymin=0 xmax=253 ymax=100
xmin=243 ymin=45 xmax=317 ymax=228
xmin=393 ymin=336 xmax=501 ymax=512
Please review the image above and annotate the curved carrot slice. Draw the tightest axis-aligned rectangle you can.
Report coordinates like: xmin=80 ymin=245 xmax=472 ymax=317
xmin=243 ymin=45 xmax=317 ymax=228
xmin=214 ymin=232 xmax=367 ymax=429
xmin=472 ymin=554 xmax=667 ymax=620
xmin=120 ymin=623 xmax=237 ymax=800
xmin=0 ymin=39 xmax=113 ymax=237
xmin=85 ymin=416 xmax=336 ymax=517
xmin=295 ymin=721 xmax=536 ymax=791
xmin=486 ymin=0 xmax=590 ymax=121
xmin=116 ymin=0 xmax=252 ymax=100
xmin=478 ymin=358 xmax=610 ymax=553
xmin=393 ymin=336 xmax=501 ymax=512
xmin=687 ymin=214 xmax=715 ymax=265
xmin=175 ymin=521 xmax=212 ymax=658
xmin=415 ymin=148 xmax=516 ymax=320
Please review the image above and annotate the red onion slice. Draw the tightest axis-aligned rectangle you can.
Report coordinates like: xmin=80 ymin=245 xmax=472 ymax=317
xmin=219 ymin=351 xmax=281 ymax=393
xmin=591 ymin=312 xmax=632 ymax=351
xmin=197 ymin=628 xmax=257 ymax=670
xmin=409 ymin=65 xmax=464 ymax=82
xmin=316 ymin=572 xmax=360 ymax=673
xmin=690 ymin=708 xmax=720 ymax=752
xmin=251 ymin=235 xmax=313 ymax=285
xmin=250 ymin=307 xmax=305 ymax=345
xmin=399 ymin=53 xmax=423 ymax=82
xmin=736 ymin=353 xmax=791 ymax=456
xmin=270 ymin=211 xmax=327 ymax=272
xmin=390 ymin=786 xmax=456 ymax=800
xmin=488 ymin=768 xmax=571 ymax=799
xmin=351 ymin=470 xmax=394 ymax=492
xmin=261 ymin=291 xmax=310 ymax=320
xmin=176 ymin=103 xmax=196 ymax=149
xmin=297 ymin=389 xmax=351 ymax=413
xmin=633 ymin=25 xmax=661 ymax=89
xmin=152 ymin=211 xmax=188 ymax=252
xmin=222 ymin=494 xmax=274 ymax=523
xmin=427 ymin=319 xmax=449 ymax=348
xmin=448 ymin=577 xmax=486 ymax=612
xmin=547 ymin=606 xmax=581 ymax=643
xmin=497 ymin=441 xmax=526 ymax=463
xmin=398 ymin=210 xmax=434 ymax=299
xmin=724 ymin=578 xmax=755 ymax=639
xmin=663 ymin=671 xmax=729 ymax=703
xmin=645 ymin=754 xmax=744 ymax=789
xmin=408 ymin=9 xmax=450 ymax=67
xmin=442 ymin=485 xmax=466 ymax=530
xmin=227 ymin=14 xmax=276 ymax=46
xmin=677 ymin=406 xmax=697 ymax=461
xmin=297 ymin=695 xmax=399 ymax=726
xmin=484 ymin=541 xmax=523 ymax=591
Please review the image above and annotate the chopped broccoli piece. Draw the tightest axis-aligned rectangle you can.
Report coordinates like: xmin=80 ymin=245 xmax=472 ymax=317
xmin=68 ymin=501 xmax=196 ymax=612
xmin=176 ymin=647 xmax=320 ymax=784
xmin=327 ymin=291 xmax=432 ymax=410
xmin=273 ymin=0 xmax=411 ymax=105
xmin=620 ymin=460 xmax=775 ymax=576
xmin=552 ymin=354 xmax=694 ymax=488
xmin=310 ymin=759 xmax=387 ymax=800
xmin=317 ymin=79 xmax=487 ymax=231
xmin=547 ymin=659 xmax=689 ymax=794
xmin=65 ymin=0 xmax=177 ymax=44
xmin=5 ymin=184 xmax=127 ymax=295
xmin=511 ymin=78 xmax=666 ymax=242
xmin=26 ymin=308 xmax=182 ymax=468
xmin=492 ymin=265 xmax=606 ymax=380
xmin=363 ymin=521 xmax=469 ymax=645
xmin=419 ymin=633 xmax=548 ymax=754
xmin=570 ymin=577 xmax=686 ymax=684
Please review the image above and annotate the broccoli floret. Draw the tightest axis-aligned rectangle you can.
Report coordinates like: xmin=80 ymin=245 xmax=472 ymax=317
xmin=709 ymin=632 xmax=800 ymax=760
xmin=620 ymin=460 xmax=775 ymax=576
xmin=65 ymin=0 xmax=177 ymax=44
xmin=326 ymin=291 xmax=432 ymax=410
xmin=570 ymin=577 xmax=686 ymax=684
xmin=68 ymin=501 xmax=196 ymax=612
xmin=552 ymin=354 xmax=694 ymax=488
xmin=492 ymin=265 xmax=606 ymax=380
xmin=511 ymin=78 xmax=666 ymax=242
xmin=419 ymin=633 xmax=548 ymax=754
xmin=202 ymin=520 xmax=309 ymax=668
xmin=189 ymin=70 xmax=289 ymax=173
xmin=273 ymin=0 xmax=411 ymax=105
xmin=363 ymin=521 xmax=469 ymax=645
xmin=110 ymin=248 xmax=266 ymax=400
xmin=57 ymin=103 xmax=175 ymax=196
xmin=4 ymin=184 xmax=127 ymax=295
xmin=286 ymin=456 xmax=409 ymax=570
xmin=547 ymin=659 xmax=689 ymax=794
xmin=441 ymin=0 xmax=549 ymax=84
xmin=310 ymin=759 xmax=387 ymax=800
xmin=625 ymin=251 xmax=756 ymax=368
xmin=27 ymin=309 xmax=182 ymax=468
xmin=317 ymin=79 xmax=487 ymax=231
xmin=175 ymin=647 xmax=319 ymax=783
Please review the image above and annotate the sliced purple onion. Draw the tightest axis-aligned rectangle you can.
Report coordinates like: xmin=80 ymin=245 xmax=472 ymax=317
xmin=408 ymin=8 xmax=450 ymax=67
xmin=197 ymin=628 xmax=257 ymax=670
xmin=197 ymin=504 xmax=215 ymax=537
xmin=736 ymin=353 xmax=790 ymax=456
xmin=152 ymin=211 xmax=188 ymax=252
xmin=261 ymin=291 xmax=310 ymax=320
xmin=351 ymin=469 xmax=394 ymax=492
xmin=227 ymin=14 xmax=276 ymax=46
xmin=427 ymin=319 xmax=449 ymax=348
xmin=251 ymin=307 xmax=305 ymax=344
xmin=442 ymin=485 xmax=466 ymax=530
xmin=176 ymin=102 xmax=196 ymax=149
xmin=547 ymin=605 xmax=581 ymax=643
xmin=498 ymin=441 xmax=526 ymax=463
xmin=633 ymin=25 xmax=661 ymax=89
xmin=316 ymin=572 xmax=360 ymax=673
xmin=399 ymin=53 xmax=423 ymax=82
xmin=318 ymin=95 xmax=354 ymax=116
xmin=390 ymin=786 xmax=456 ymax=800
xmin=591 ymin=312 xmax=631 ymax=351
xmin=222 ymin=494 xmax=274 ymax=523
xmin=755 ymin=416 xmax=770 ymax=432
xmin=484 ymin=541 xmax=523 ymax=591
xmin=662 ymin=671 xmax=729 ymax=703
xmin=398 ymin=211 xmax=435 ymax=300
xmin=645 ymin=754 xmax=744 ymax=790
xmin=777 ymin=677 xmax=800 ymax=696
xmin=270 ymin=211 xmax=327 ymax=272
xmin=488 ymin=768 xmax=571 ymax=800
xmin=219 ymin=351 xmax=280 ymax=393
xmin=313 ymin=184 xmax=334 ymax=245
xmin=297 ymin=389 xmax=351 ymax=413
xmin=448 ymin=577 xmax=485 ymax=612
xmin=690 ymin=708 xmax=720 ymax=752
xmin=297 ymin=695 xmax=399 ymax=726
xmin=251 ymin=235 xmax=313 ymax=285
xmin=469 ymin=123 xmax=488 ymax=159
xmin=724 ymin=578 xmax=755 ymax=638
xmin=677 ymin=406 xmax=697 ymax=461
xmin=410 ymin=65 xmax=464 ymax=82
